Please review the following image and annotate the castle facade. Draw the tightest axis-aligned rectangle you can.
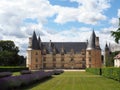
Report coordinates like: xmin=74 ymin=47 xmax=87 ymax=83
xmin=26 ymin=30 xmax=102 ymax=70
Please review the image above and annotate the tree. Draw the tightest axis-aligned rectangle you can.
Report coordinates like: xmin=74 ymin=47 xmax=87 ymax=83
xmin=0 ymin=40 xmax=25 ymax=66
xmin=111 ymin=18 xmax=120 ymax=43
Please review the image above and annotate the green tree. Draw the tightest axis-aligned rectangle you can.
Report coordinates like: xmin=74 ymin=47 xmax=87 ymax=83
xmin=111 ymin=18 xmax=120 ymax=43
xmin=0 ymin=40 xmax=25 ymax=66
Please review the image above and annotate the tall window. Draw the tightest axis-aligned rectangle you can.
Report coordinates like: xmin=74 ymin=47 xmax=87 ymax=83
xmin=61 ymin=56 xmax=64 ymax=61
xmin=88 ymin=51 xmax=91 ymax=55
xmin=53 ymin=57 xmax=56 ymax=61
xmin=53 ymin=63 xmax=56 ymax=68
xmin=36 ymin=58 xmax=38 ymax=62
xmin=89 ymin=64 xmax=91 ymax=68
xmin=43 ymin=63 xmax=46 ymax=68
xmin=36 ymin=52 xmax=38 ymax=55
xmin=36 ymin=64 xmax=38 ymax=68
xmin=43 ymin=57 xmax=46 ymax=61
xmin=89 ymin=58 xmax=91 ymax=63
xmin=61 ymin=64 xmax=64 ymax=68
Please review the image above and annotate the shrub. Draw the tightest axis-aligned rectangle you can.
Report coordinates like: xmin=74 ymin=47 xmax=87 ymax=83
xmin=0 ymin=72 xmax=12 ymax=78
xmin=53 ymin=69 xmax=64 ymax=75
xmin=0 ymin=67 xmax=28 ymax=72
xmin=20 ymin=70 xmax=31 ymax=75
xmin=86 ymin=68 xmax=101 ymax=75
xmin=0 ymin=70 xmax=54 ymax=89
xmin=102 ymin=67 xmax=120 ymax=82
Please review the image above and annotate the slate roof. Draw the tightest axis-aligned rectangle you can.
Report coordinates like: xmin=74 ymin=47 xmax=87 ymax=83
xmin=38 ymin=36 xmax=42 ymax=50
xmin=32 ymin=31 xmax=39 ymax=50
xmin=42 ymin=42 xmax=87 ymax=53
xmin=87 ymin=30 xmax=96 ymax=50
xmin=105 ymin=43 xmax=109 ymax=51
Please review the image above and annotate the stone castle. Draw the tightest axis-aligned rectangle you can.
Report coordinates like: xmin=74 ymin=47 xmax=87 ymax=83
xmin=26 ymin=30 xmax=102 ymax=70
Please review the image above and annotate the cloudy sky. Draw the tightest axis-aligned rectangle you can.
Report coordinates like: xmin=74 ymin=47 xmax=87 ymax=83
xmin=0 ymin=0 xmax=120 ymax=56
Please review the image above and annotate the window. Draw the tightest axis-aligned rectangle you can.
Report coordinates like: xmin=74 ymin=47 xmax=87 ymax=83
xmin=53 ymin=63 xmax=56 ymax=68
xmin=43 ymin=57 xmax=46 ymax=61
xmin=89 ymin=58 xmax=91 ymax=63
xmin=53 ymin=57 xmax=56 ymax=61
xmin=61 ymin=58 xmax=64 ymax=61
xmin=71 ymin=58 xmax=74 ymax=61
xmin=61 ymin=64 xmax=64 ymax=68
xmin=61 ymin=56 xmax=64 ymax=61
xmin=36 ymin=64 xmax=38 ymax=68
xmin=82 ymin=58 xmax=84 ymax=61
xmin=88 ymin=51 xmax=91 ymax=55
xmin=89 ymin=64 xmax=91 ymax=68
xmin=36 ymin=52 xmax=38 ymax=55
xmin=36 ymin=58 xmax=38 ymax=62
xmin=43 ymin=63 xmax=46 ymax=68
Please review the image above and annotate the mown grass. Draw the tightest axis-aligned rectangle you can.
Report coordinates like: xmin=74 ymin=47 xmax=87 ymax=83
xmin=23 ymin=71 xmax=120 ymax=90
xmin=12 ymin=72 xmax=20 ymax=76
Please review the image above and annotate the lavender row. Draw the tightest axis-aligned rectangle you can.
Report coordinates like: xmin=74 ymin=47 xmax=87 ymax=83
xmin=0 ymin=71 xmax=53 ymax=90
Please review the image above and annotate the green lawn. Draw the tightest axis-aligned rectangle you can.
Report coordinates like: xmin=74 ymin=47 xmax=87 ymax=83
xmin=12 ymin=72 xmax=20 ymax=76
xmin=23 ymin=71 xmax=120 ymax=90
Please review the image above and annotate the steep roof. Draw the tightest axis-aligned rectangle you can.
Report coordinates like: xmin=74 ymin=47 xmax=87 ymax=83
xmin=38 ymin=36 xmax=41 ymax=50
xmin=42 ymin=42 xmax=87 ymax=53
xmin=32 ymin=31 xmax=39 ymax=50
xmin=87 ymin=30 xmax=96 ymax=50
xmin=105 ymin=43 xmax=109 ymax=51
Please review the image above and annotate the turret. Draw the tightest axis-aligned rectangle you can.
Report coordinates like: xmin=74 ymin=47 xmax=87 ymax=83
xmin=87 ymin=30 xmax=96 ymax=50
xmin=32 ymin=31 xmax=39 ymax=50
xmin=104 ymin=43 xmax=110 ymax=66
xmin=86 ymin=30 xmax=102 ymax=68
xmin=38 ymin=36 xmax=42 ymax=50
xmin=26 ymin=31 xmax=42 ymax=70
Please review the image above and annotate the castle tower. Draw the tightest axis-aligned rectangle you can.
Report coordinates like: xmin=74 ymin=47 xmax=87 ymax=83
xmin=86 ymin=30 xmax=102 ymax=68
xmin=26 ymin=31 xmax=42 ymax=70
xmin=104 ymin=43 xmax=110 ymax=66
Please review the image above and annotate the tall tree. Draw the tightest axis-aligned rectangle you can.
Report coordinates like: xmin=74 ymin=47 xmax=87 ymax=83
xmin=0 ymin=40 xmax=25 ymax=66
xmin=111 ymin=18 xmax=120 ymax=43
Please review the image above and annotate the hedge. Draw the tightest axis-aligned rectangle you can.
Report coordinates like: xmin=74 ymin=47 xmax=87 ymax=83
xmin=86 ymin=67 xmax=120 ymax=82
xmin=0 ymin=67 xmax=28 ymax=72
xmin=86 ymin=68 xmax=101 ymax=75
xmin=102 ymin=67 xmax=120 ymax=82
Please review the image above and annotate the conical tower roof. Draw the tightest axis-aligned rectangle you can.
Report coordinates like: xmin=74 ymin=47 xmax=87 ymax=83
xmin=32 ymin=31 xmax=39 ymax=50
xmin=87 ymin=30 xmax=96 ymax=50
xmin=38 ymin=35 xmax=42 ymax=50
xmin=105 ymin=43 xmax=109 ymax=51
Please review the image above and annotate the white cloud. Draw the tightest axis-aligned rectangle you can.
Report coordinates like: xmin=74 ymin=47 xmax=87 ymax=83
xmin=0 ymin=0 xmax=115 ymax=56
xmin=54 ymin=0 xmax=110 ymax=24
xmin=109 ymin=18 xmax=119 ymax=27
xmin=118 ymin=9 xmax=120 ymax=17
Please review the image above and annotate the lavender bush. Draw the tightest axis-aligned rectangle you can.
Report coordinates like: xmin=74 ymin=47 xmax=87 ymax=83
xmin=0 ymin=70 xmax=54 ymax=89
xmin=0 ymin=72 xmax=12 ymax=78
xmin=20 ymin=70 xmax=31 ymax=75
